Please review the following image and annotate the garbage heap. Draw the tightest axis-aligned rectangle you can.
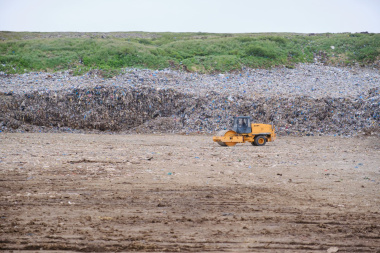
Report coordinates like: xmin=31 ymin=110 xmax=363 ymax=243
xmin=1 ymin=86 xmax=379 ymax=136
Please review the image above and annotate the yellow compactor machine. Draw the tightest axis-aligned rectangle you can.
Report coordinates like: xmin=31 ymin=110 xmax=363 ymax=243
xmin=213 ymin=116 xmax=276 ymax=147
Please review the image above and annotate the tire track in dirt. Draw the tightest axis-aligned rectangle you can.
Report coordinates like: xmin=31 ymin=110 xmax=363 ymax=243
xmin=1 ymin=133 xmax=379 ymax=252
xmin=1 ymin=181 xmax=379 ymax=252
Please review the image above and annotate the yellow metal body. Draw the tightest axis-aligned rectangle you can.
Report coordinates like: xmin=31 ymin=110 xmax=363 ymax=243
xmin=213 ymin=123 xmax=276 ymax=146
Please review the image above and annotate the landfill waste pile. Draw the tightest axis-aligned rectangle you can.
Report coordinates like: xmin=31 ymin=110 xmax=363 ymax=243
xmin=0 ymin=63 xmax=379 ymax=136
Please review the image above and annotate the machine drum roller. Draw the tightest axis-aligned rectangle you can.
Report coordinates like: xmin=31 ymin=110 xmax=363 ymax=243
xmin=216 ymin=130 xmax=238 ymax=147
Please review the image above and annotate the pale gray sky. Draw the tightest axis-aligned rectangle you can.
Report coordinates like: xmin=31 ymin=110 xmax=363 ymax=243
xmin=0 ymin=0 xmax=379 ymax=33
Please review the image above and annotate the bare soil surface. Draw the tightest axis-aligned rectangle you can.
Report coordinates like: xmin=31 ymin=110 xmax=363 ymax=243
xmin=1 ymin=133 xmax=379 ymax=252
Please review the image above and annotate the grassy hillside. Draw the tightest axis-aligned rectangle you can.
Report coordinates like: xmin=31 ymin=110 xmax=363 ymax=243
xmin=0 ymin=31 xmax=379 ymax=76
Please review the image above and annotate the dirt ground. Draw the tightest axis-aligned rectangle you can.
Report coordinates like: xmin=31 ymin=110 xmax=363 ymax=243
xmin=0 ymin=133 xmax=379 ymax=252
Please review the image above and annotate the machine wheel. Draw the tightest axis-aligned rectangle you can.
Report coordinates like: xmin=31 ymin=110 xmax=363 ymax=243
xmin=251 ymin=142 xmax=257 ymax=146
xmin=217 ymin=130 xmax=237 ymax=147
xmin=254 ymin=135 xmax=267 ymax=146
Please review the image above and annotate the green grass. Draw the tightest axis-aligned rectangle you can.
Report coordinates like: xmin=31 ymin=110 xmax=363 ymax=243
xmin=0 ymin=32 xmax=379 ymax=76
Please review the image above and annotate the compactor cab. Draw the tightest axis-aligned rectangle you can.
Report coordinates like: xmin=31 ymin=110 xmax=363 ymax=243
xmin=213 ymin=116 xmax=276 ymax=147
xmin=233 ymin=116 xmax=251 ymax=134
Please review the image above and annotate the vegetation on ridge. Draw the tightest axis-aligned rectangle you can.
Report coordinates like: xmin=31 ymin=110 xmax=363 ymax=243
xmin=0 ymin=31 xmax=379 ymax=77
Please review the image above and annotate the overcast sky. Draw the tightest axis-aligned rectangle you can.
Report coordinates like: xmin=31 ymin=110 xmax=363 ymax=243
xmin=0 ymin=0 xmax=379 ymax=33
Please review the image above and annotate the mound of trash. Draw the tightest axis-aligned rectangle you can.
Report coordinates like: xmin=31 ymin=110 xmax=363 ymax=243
xmin=1 ymin=86 xmax=379 ymax=136
xmin=0 ymin=64 xmax=379 ymax=136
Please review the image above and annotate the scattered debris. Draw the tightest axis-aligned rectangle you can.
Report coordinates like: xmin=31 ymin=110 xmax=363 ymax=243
xmin=327 ymin=247 xmax=339 ymax=253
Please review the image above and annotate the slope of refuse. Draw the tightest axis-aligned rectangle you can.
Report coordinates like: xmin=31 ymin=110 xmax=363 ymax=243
xmin=0 ymin=63 xmax=379 ymax=136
